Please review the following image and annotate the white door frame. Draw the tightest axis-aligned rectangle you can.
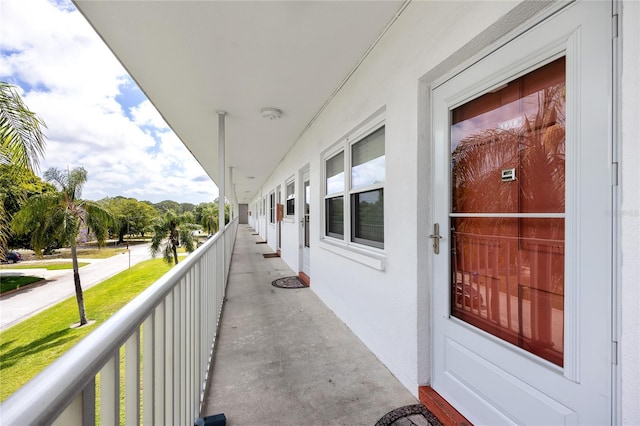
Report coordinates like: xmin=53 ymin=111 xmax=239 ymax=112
xmin=299 ymin=165 xmax=311 ymax=278
xmin=430 ymin=2 xmax=613 ymax=424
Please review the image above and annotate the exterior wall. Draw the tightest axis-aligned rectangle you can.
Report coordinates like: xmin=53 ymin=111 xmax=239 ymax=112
xmin=620 ymin=0 xmax=639 ymax=422
xmin=250 ymin=1 xmax=639 ymax=419
xmin=251 ymin=0 xmax=525 ymax=393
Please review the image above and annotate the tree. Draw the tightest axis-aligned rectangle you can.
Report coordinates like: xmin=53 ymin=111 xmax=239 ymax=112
xmin=11 ymin=167 xmax=113 ymax=326
xmin=154 ymin=199 xmax=181 ymax=214
xmin=198 ymin=202 xmax=230 ymax=235
xmin=180 ymin=202 xmax=196 ymax=213
xmin=0 ymin=82 xmax=47 ymax=258
xmin=100 ymin=196 xmax=157 ymax=242
xmin=0 ymin=163 xmax=56 ymax=249
xmin=150 ymin=210 xmax=197 ymax=265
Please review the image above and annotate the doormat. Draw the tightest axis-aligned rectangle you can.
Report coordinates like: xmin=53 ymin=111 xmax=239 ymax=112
xmin=251 ymin=233 xmax=259 ymax=235
xmin=271 ymin=276 xmax=306 ymax=289
xmin=256 ymin=241 xmax=267 ymax=244
xmin=263 ymin=253 xmax=280 ymax=258
xmin=375 ymin=404 xmax=443 ymax=426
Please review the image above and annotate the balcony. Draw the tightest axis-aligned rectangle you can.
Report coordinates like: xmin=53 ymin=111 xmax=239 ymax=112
xmin=0 ymin=219 xmax=418 ymax=425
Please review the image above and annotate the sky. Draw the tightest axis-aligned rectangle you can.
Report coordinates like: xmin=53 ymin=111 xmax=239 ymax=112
xmin=0 ymin=0 xmax=219 ymax=205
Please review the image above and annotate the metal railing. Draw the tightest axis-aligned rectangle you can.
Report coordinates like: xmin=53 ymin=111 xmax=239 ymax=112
xmin=0 ymin=218 xmax=238 ymax=425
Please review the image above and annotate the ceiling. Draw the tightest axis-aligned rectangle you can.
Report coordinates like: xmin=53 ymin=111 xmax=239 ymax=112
xmin=72 ymin=0 xmax=407 ymax=204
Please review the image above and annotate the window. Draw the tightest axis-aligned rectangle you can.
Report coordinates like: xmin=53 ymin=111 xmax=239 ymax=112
xmin=350 ymin=127 xmax=384 ymax=248
xmin=325 ymin=151 xmax=345 ymax=238
xmin=323 ymin=124 xmax=385 ymax=249
xmin=286 ymin=180 xmax=295 ymax=216
xmin=269 ymin=192 xmax=275 ymax=223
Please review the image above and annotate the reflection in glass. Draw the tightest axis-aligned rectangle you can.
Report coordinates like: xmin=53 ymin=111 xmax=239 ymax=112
xmin=352 ymin=127 xmax=385 ymax=189
xmin=352 ymin=189 xmax=384 ymax=247
xmin=304 ymin=180 xmax=310 ymax=247
xmin=450 ymin=57 xmax=566 ymax=366
xmin=326 ymin=152 xmax=344 ymax=195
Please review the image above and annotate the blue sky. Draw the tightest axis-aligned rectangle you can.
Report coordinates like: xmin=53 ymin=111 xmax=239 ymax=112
xmin=0 ymin=0 xmax=218 ymax=205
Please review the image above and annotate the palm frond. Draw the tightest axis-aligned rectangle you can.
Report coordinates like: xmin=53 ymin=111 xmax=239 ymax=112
xmin=0 ymin=82 xmax=47 ymax=171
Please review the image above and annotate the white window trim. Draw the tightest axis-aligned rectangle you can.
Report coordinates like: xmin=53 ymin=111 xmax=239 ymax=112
xmin=269 ymin=190 xmax=275 ymax=225
xmin=320 ymin=107 xmax=386 ymax=268
xmin=285 ymin=175 xmax=295 ymax=220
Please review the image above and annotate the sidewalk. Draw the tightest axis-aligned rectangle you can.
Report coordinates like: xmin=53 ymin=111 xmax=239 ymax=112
xmin=201 ymin=226 xmax=419 ymax=425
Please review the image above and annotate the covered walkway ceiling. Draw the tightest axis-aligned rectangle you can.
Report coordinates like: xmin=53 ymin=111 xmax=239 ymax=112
xmin=73 ymin=0 xmax=407 ymax=204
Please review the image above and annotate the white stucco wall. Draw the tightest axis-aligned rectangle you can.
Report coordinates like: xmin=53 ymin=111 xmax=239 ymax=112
xmin=251 ymin=0 xmax=525 ymax=394
xmin=620 ymin=1 xmax=639 ymax=422
xmin=249 ymin=3 xmax=639 ymax=419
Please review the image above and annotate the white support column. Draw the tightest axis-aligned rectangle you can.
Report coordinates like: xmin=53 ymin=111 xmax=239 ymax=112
xmin=229 ymin=166 xmax=235 ymax=220
xmin=217 ymin=111 xmax=226 ymax=284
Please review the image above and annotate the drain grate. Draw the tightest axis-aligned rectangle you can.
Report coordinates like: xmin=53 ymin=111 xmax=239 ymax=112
xmin=271 ymin=276 xmax=306 ymax=289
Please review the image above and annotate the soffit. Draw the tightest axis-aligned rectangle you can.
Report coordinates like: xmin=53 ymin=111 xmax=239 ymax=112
xmin=73 ymin=0 xmax=405 ymax=204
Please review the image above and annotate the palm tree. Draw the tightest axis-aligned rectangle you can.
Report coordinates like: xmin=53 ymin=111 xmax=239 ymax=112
xmin=11 ymin=167 xmax=113 ymax=326
xmin=0 ymin=82 xmax=47 ymax=258
xmin=150 ymin=210 xmax=197 ymax=265
xmin=199 ymin=205 xmax=221 ymax=235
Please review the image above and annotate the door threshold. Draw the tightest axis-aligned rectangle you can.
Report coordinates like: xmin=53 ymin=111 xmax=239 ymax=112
xmin=298 ymin=272 xmax=310 ymax=287
xmin=418 ymin=386 xmax=472 ymax=426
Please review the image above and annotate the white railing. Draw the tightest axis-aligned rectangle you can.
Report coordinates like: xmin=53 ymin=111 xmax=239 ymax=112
xmin=0 ymin=218 xmax=238 ymax=425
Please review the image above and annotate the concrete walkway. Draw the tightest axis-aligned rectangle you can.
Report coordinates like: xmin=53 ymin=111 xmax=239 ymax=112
xmin=201 ymin=226 xmax=418 ymax=425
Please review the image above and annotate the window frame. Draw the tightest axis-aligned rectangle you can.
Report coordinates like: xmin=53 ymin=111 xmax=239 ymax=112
xmin=324 ymin=149 xmax=346 ymax=239
xmin=269 ymin=191 xmax=275 ymax=224
xmin=321 ymin=109 xmax=385 ymax=251
xmin=285 ymin=178 xmax=295 ymax=217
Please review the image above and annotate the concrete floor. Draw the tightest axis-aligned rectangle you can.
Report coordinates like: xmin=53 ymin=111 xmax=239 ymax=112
xmin=201 ymin=226 xmax=419 ymax=425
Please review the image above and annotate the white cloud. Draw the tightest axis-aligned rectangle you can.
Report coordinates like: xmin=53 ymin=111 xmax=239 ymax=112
xmin=0 ymin=0 xmax=218 ymax=205
xmin=130 ymin=100 xmax=170 ymax=130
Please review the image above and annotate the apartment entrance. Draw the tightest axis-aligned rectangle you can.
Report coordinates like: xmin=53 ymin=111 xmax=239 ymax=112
xmin=300 ymin=167 xmax=311 ymax=281
xmin=431 ymin=2 xmax=612 ymax=423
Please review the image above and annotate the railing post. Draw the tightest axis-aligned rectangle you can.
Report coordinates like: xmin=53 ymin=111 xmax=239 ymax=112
xmin=125 ymin=329 xmax=140 ymax=426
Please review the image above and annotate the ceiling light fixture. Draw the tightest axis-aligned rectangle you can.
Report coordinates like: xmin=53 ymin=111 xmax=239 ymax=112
xmin=261 ymin=107 xmax=282 ymax=120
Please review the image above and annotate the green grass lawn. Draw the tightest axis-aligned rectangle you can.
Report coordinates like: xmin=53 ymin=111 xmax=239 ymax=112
xmin=60 ymin=247 xmax=128 ymax=259
xmin=1 ymin=262 xmax=89 ymax=270
xmin=0 ymin=276 xmax=43 ymax=293
xmin=0 ymin=263 xmax=90 ymax=294
xmin=0 ymin=258 xmax=173 ymax=401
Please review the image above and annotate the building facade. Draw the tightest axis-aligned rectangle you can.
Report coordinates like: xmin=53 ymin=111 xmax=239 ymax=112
xmin=74 ymin=0 xmax=639 ymax=423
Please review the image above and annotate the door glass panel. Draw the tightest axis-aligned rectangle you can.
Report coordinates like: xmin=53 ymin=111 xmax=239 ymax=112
xmin=304 ymin=180 xmax=310 ymax=248
xmin=450 ymin=57 xmax=565 ymax=366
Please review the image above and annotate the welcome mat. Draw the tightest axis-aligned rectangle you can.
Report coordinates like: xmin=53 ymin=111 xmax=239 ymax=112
xmin=375 ymin=404 xmax=443 ymax=426
xmin=263 ymin=253 xmax=280 ymax=258
xmin=255 ymin=241 xmax=267 ymax=244
xmin=271 ymin=276 xmax=306 ymax=289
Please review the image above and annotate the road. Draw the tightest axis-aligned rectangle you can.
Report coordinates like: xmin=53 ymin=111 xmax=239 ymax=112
xmin=0 ymin=243 xmax=153 ymax=331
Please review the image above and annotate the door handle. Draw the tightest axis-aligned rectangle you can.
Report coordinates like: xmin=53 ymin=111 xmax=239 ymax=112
xmin=429 ymin=223 xmax=442 ymax=254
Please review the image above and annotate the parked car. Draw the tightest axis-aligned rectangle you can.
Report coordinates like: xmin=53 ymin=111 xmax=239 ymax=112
xmin=3 ymin=251 xmax=23 ymax=263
